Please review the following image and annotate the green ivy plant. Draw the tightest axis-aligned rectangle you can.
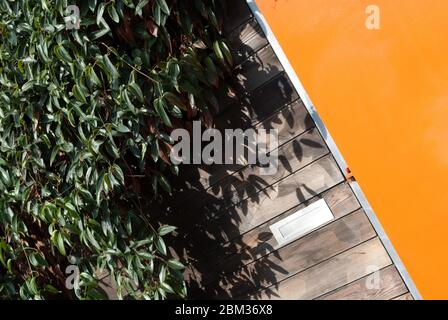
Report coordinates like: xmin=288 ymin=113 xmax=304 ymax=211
xmin=0 ymin=0 xmax=232 ymax=299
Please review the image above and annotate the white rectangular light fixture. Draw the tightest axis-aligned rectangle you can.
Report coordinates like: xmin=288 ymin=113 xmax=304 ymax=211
xmin=269 ymin=198 xmax=334 ymax=246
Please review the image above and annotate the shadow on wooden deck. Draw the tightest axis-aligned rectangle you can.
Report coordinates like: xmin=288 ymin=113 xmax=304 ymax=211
xmin=154 ymin=0 xmax=411 ymax=300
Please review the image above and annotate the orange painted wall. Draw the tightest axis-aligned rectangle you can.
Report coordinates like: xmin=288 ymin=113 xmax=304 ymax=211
xmin=257 ymin=0 xmax=448 ymax=299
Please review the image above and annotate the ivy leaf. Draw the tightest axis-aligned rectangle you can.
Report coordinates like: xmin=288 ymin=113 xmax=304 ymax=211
xmin=159 ymin=264 xmax=167 ymax=282
xmin=170 ymin=164 xmax=179 ymax=176
xmin=52 ymin=231 xmax=66 ymax=256
xmin=72 ymin=84 xmax=88 ymax=104
xmin=158 ymin=132 xmax=174 ymax=144
xmin=207 ymin=7 xmax=219 ymax=31
xmin=104 ymin=55 xmax=119 ymax=79
xmin=36 ymin=42 xmax=50 ymax=63
xmin=92 ymin=26 xmax=110 ymax=40
xmin=138 ymin=252 xmax=155 ymax=260
xmin=153 ymin=2 xmax=161 ymax=25
xmin=115 ymin=123 xmax=130 ymax=133
xmin=158 ymin=174 xmax=171 ymax=194
xmin=86 ymin=228 xmax=101 ymax=251
xmin=157 ymin=0 xmax=170 ymax=15
xmin=219 ymin=40 xmax=233 ymax=66
xmin=112 ymin=164 xmax=125 ymax=185
xmin=0 ymin=0 xmax=225 ymax=300
xmin=107 ymin=4 xmax=120 ymax=23
xmin=123 ymin=89 xmax=135 ymax=112
xmin=158 ymin=225 xmax=176 ymax=236
xmin=64 ymin=203 xmax=77 ymax=215
xmin=160 ymin=282 xmax=174 ymax=293
xmin=213 ymin=40 xmax=225 ymax=65
xmin=29 ymin=252 xmax=48 ymax=267
xmin=55 ymin=45 xmax=72 ymax=63
xmin=155 ymin=237 xmax=166 ymax=256
xmin=167 ymin=259 xmax=184 ymax=270
xmin=168 ymin=61 xmax=180 ymax=79
xmin=86 ymin=66 xmax=102 ymax=87
xmin=154 ymin=98 xmax=172 ymax=127
xmin=45 ymin=285 xmax=61 ymax=294
xmin=151 ymin=139 xmax=159 ymax=162
xmin=96 ymin=2 xmax=106 ymax=25
xmin=128 ymin=82 xmax=144 ymax=103
xmin=88 ymin=0 xmax=97 ymax=12
xmin=21 ymin=80 xmax=36 ymax=92
xmin=90 ymin=139 xmax=103 ymax=155
xmin=0 ymin=168 xmax=11 ymax=186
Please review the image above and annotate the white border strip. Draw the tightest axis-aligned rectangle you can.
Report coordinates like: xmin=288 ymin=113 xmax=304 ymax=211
xmin=246 ymin=0 xmax=422 ymax=300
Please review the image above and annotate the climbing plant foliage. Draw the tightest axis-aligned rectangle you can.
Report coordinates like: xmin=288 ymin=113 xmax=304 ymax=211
xmin=0 ymin=0 xmax=232 ymax=299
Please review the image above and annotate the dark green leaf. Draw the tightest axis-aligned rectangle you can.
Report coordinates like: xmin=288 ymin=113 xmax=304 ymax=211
xmin=167 ymin=259 xmax=184 ymax=270
xmin=158 ymin=174 xmax=171 ymax=194
xmin=107 ymin=4 xmax=120 ymax=23
xmin=72 ymin=84 xmax=88 ymax=104
xmin=157 ymin=0 xmax=170 ymax=14
xmin=104 ymin=55 xmax=119 ymax=79
xmin=154 ymin=98 xmax=172 ymax=127
xmin=155 ymin=237 xmax=166 ymax=255
xmin=29 ymin=252 xmax=48 ymax=267
xmin=213 ymin=41 xmax=225 ymax=64
xmin=128 ymin=82 xmax=144 ymax=103
xmin=158 ymin=225 xmax=176 ymax=236
xmin=97 ymin=2 xmax=106 ymax=25
xmin=219 ymin=40 xmax=233 ymax=66
xmin=52 ymin=231 xmax=66 ymax=256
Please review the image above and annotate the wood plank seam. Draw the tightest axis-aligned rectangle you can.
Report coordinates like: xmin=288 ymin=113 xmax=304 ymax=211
xmin=198 ymin=181 xmax=360 ymax=262
xmin=171 ymin=152 xmax=335 ymax=253
xmin=179 ymin=153 xmax=337 ymax=244
xmin=182 ymin=181 xmax=360 ymax=282
xmin=172 ymin=91 xmax=303 ymax=206
xmin=357 ymin=206 xmax=413 ymax=296
xmin=242 ymin=237 xmax=389 ymax=300
xmin=189 ymin=207 xmax=367 ymax=296
xmin=313 ymin=265 xmax=407 ymax=300
xmin=391 ymin=292 xmax=413 ymax=300
xmin=184 ymin=127 xmax=328 ymax=214
xmin=170 ymin=74 xmax=303 ymax=205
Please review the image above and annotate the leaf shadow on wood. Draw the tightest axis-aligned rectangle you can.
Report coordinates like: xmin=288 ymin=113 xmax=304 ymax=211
xmin=155 ymin=9 xmax=329 ymax=300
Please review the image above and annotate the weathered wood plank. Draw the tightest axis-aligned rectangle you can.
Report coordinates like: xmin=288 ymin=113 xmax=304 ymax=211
xmin=172 ymin=154 xmax=345 ymax=268
xmin=188 ymin=182 xmax=361 ymax=287
xmin=198 ymin=127 xmax=328 ymax=213
xmin=169 ymin=155 xmax=344 ymax=274
xmin=248 ymin=238 xmax=392 ymax=300
xmin=216 ymin=154 xmax=344 ymax=236
xmin=199 ymin=92 xmax=306 ymax=191
xmin=172 ymin=97 xmax=310 ymax=208
xmin=392 ymin=293 xmax=414 ymax=300
xmin=223 ymin=0 xmax=253 ymax=34
xmin=228 ymin=18 xmax=268 ymax=65
xmin=317 ymin=265 xmax=407 ymax=300
xmin=248 ymin=74 xmax=299 ymax=126
xmin=236 ymin=45 xmax=284 ymax=92
xmin=175 ymin=155 xmax=344 ymax=249
xmin=214 ymin=73 xmax=300 ymax=131
xmin=193 ymin=209 xmax=375 ymax=299
xmin=254 ymin=98 xmax=311 ymax=144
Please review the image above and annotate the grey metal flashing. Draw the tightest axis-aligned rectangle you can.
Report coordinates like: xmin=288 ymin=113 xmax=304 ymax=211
xmin=246 ymin=0 xmax=422 ymax=300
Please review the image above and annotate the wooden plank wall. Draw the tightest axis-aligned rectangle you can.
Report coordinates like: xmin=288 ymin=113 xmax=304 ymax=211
xmin=160 ymin=0 xmax=413 ymax=300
